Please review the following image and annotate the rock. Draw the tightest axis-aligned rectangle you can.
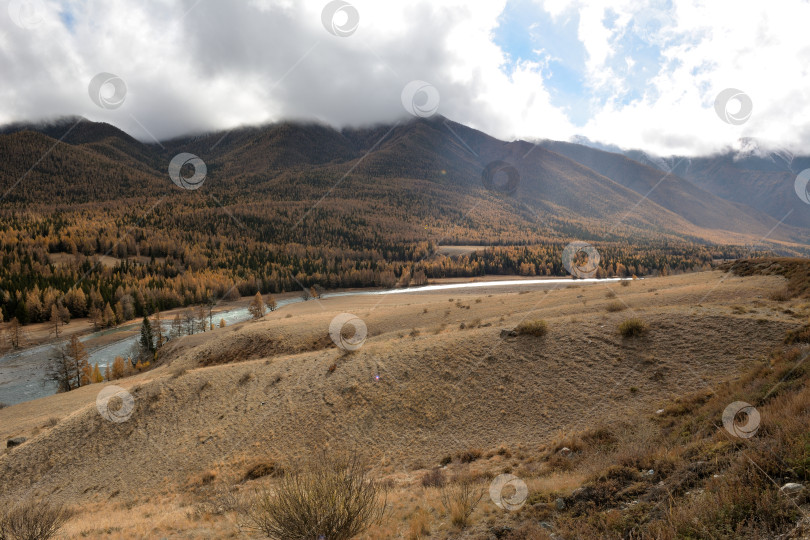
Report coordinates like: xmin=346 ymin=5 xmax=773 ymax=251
xmin=655 ymin=409 xmax=665 ymax=415
xmin=540 ymin=521 xmax=554 ymax=530
xmin=781 ymin=483 xmax=804 ymax=496
xmin=6 ymin=437 xmax=26 ymax=448
xmin=499 ymin=329 xmax=517 ymax=338
xmin=643 ymin=469 xmax=655 ymax=477
xmin=555 ymin=497 xmax=566 ymax=511
xmin=571 ymin=487 xmax=585 ymax=498
xmin=558 ymin=447 xmax=572 ymax=457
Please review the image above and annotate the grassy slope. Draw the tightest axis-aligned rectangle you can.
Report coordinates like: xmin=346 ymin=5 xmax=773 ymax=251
xmin=0 ymin=265 xmax=808 ymax=538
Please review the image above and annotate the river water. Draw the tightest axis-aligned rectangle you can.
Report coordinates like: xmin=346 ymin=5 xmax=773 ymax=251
xmin=0 ymin=277 xmax=619 ymax=406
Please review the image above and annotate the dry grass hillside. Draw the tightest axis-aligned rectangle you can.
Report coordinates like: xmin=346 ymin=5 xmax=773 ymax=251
xmin=1 ymin=267 xmax=809 ymax=538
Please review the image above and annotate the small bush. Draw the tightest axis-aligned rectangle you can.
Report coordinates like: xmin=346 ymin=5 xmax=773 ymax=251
xmin=605 ymin=301 xmax=627 ymax=312
xmin=0 ymin=403 xmax=7 ymax=410
xmin=440 ymin=474 xmax=484 ymax=528
xmin=785 ymin=324 xmax=810 ymax=344
xmin=244 ymin=461 xmax=281 ymax=481
xmin=457 ymin=449 xmax=482 ymax=464
xmin=407 ymin=507 xmax=431 ymax=539
xmin=0 ymin=499 xmax=71 ymax=540
xmin=620 ymin=280 xmax=630 ymax=287
xmin=171 ymin=367 xmax=188 ymax=378
xmin=240 ymin=453 xmax=386 ymax=540
xmin=770 ymin=289 xmax=790 ymax=301
xmin=515 ymin=319 xmax=548 ymax=337
xmin=618 ymin=318 xmax=647 ymax=337
xmin=420 ymin=468 xmax=446 ymax=488
xmin=439 ymin=455 xmax=452 ymax=467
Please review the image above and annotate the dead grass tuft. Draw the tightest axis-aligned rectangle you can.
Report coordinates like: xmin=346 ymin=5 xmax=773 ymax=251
xmin=618 ymin=318 xmax=647 ymax=337
xmin=514 ymin=319 xmax=548 ymax=337
xmin=605 ymin=300 xmax=627 ymax=312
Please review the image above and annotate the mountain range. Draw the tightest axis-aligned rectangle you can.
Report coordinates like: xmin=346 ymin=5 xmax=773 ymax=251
xmin=1 ymin=115 xmax=808 ymax=252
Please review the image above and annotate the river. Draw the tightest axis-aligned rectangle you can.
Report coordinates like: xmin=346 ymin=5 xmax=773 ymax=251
xmin=0 ymin=277 xmax=620 ymax=406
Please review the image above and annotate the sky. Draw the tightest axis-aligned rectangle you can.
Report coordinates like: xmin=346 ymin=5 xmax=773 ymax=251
xmin=1 ymin=0 xmax=809 ymax=156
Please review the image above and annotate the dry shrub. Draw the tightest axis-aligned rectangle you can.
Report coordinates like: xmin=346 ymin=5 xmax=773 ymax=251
xmin=784 ymin=324 xmax=810 ymax=344
xmin=244 ymin=461 xmax=282 ymax=481
xmin=240 ymin=453 xmax=387 ymax=540
xmin=171 ymin=366 xmax=188 ymax=378
xmin=420 ymin=468 xmax=445 ymax=488
xmin=196 ymin=471 xmax=217 ymax=486
xmin=440 ymin=473 xmax=484 ymax=528
xmin=407 ymin=507 xmax=431 ymax=540
xmin=194 ymin=486 xmax=246 ymax=518
xmin=618 ymin=318 xmax=647 ymax=337
xmin=514 ymin=319 xmax=548 ymax=337
xmin=666 ymin=469 xmax=799 ymax=539
xmin=605 ymin=300 xmax=627 ymax=312
xmin=770 ymin=289 xmax=790 ymax=302
xmin=0 ymin=499 xmax=71 ymax=540
xmin=0 ymin=403 xmax=7 ymax=410
xmin=457 ymin=448 xmax=482 ymax=464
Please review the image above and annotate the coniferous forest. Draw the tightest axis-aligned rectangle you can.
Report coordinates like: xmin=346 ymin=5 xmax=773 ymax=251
xmin=0 ymin=117 xmax=799 ymax=328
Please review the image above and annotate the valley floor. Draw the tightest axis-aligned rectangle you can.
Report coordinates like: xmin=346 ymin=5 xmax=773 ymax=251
xmin=0 ymin=269 xmax=807 ymax=538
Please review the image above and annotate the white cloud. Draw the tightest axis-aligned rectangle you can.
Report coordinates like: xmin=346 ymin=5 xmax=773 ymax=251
xmin=0 ymin=0 xmax=808 ymax=157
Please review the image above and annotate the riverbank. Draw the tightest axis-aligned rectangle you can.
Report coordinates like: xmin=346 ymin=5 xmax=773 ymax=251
xmin=0 ymin=275 xmax=617 ymax=405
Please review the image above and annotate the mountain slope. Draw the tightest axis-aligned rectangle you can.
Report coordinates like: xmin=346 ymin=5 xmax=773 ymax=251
xmin=537 ymin=139 xmax=801 ymax=240
xmin=574 ymin=137 xmax=810 ymax=231
xmin=1 ymin=116 xmax=808 ymax=251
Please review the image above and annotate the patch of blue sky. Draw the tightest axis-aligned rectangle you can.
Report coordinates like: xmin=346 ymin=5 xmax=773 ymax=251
xmin=493 ymin=0 xmax=591 ymax=126
xmin=59 ymin=6 xmax=76 ymax=33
